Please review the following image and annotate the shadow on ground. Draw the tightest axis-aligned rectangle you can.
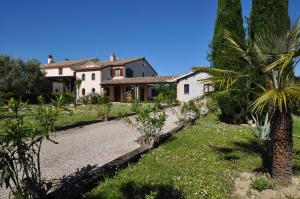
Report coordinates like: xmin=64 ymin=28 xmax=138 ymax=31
xmin=119 ymin=181 xmax=185 ymax=199
xmin=86 ymin=181 xmax=185 ymax=199
xmin=212 ymin=138 xmax=271 ymax=173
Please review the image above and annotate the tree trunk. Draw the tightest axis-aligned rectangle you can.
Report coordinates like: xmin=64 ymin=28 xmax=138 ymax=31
xmin=270 ymin=110 xmax=293 ymax=186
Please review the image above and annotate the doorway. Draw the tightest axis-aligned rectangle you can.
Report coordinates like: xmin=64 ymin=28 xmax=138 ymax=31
xmin=114 ymin=86 xmax=121 ymax=102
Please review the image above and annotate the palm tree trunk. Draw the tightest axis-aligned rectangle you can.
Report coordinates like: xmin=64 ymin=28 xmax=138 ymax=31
xmin=270 ymin=110 xmax=293 ymax=186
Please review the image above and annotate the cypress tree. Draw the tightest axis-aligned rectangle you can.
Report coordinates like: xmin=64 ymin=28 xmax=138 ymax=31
xmin=210 ymin=0 xmax=247 ymax=123
xmin=249 ymin=0 xmax=290 ymax=44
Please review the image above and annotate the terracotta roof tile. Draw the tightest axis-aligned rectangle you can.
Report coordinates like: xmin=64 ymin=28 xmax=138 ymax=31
xmin=41 ymin=58 xmax=98 ymax=69
xmin=101 ymin=76 xmax=177 ymax=85
xmin=74 ymin=58 xmax=144 ymax=71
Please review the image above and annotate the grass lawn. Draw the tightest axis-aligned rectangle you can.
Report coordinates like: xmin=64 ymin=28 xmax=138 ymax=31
xmin=54 ymin=103 xmax=133 ymax=127
xmin=0 ymin=103 xmax=134 ymax=134
xmin=84 ymin=114 xmax=300 ymax=199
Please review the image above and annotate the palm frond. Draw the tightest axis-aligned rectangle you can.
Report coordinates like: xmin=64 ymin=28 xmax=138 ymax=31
xmin=193 ymin=67 xmax=247 ymax=90
xmin=251 ymin=84 xmax=300 ymax=113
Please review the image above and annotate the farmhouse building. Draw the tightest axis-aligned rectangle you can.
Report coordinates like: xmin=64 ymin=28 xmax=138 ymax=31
xmin=41 ymin=54 xmax=175 ymax=101
xmin=171 ymin=70 xmax=213 ymax=102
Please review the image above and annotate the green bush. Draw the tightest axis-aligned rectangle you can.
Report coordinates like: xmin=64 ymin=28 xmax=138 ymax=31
xmin=251 ymin=176 xmax=273 ymax=192
xmin=206 ymin=97 xmax=219 ymax=113
xmin=180 ymin=100 xmax=199 ymax=123
xmin=125 ymin=105 xmax=166 ymax=145
xmin=97 ymin=94 xmax=111 ymax=105
xmin=80 ymin=96 xmax=90 ymax=105
xmin=131 ymin=99 xmax=142 ymax=113
xmin=53 ymin=92 xmax=74 ymax=104
xmin=90 ymin=94 xmax=99 ymax=104
xmin=0 ymin=97 xmax=65 ymax=198
xmin=97 ymin=104 xmax=111 ymax=121
xmin=0 ymin=91 xmax=15 ymax=103
xmin=153 ymin=84 xmax=177 ymax=106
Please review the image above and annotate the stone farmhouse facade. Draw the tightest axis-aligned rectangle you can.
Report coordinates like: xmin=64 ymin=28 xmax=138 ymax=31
xmin=41 ymin=54 xmax=176 ymax=101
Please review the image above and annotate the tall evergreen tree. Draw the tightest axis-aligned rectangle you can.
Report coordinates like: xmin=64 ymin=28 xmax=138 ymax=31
xmin=209 ymin=0 xmax=246 ymax=123
xmin=249 ymin=0 xmax=290 ymax=44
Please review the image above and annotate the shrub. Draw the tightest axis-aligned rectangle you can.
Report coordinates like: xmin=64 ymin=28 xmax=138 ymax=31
xmin=251 ymin=176 xmax=273 ymax=192
xmin=131 ymin=99 xmax=142 ymax=113
xmin=97 ymin=104 xmax=111 ymax=121
xmin=97 ymin=94 xmax=111 ymax=105
xmin=153 ymin=84 xmax=177 ymax=106
xmin=0 ymin=91 xmax=15 ymax=103
xmin=194 ymin=97 xmax=219 ymax=115
xmin=55 ymin=92 xmax=74 ymax=103
xmin=179 ymin=100 xmax=199 ymax=124
xmin=90 ymin=94 xmax=99 ymax=104
xmin=206 ymin=97 xmax=219 ymax=113
xmin=0 ymin=96 xmax=65 ymax=198
xmin=125 ymin=105 xmax=166 ymax=146
xmin=80 ymin=96 xmax=90 ymax=105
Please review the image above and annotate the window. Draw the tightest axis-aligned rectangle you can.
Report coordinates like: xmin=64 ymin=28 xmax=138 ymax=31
xmin=142 ymin=72 xmax=145 ymax=77
xmin=126 ymin=68 xmax=133 ymax=77
xmin=92 ymin=73 xmax=95 ymax=80
xmin=204 ymin=83 xmax=213 ymax=93
xmin=115 ymin=69 xmax=121 ymax=77
xmin=82 ymin=88 xmax=86 ymax=96
xmin=184 ymin=84 xmax=189 ymax=94
xmin=55 ymin=89 xmax=59 ymax=93
xmin=82 ymin=74 xmax=85 ymax=81
xmin=59 ymin=68 xmax=63 ymax=75
xmin=92 ymin=88 xmax=95 ymax=93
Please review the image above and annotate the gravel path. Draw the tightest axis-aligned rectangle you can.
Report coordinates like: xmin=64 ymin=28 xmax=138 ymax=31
xmin=0 ymin=108 xmax=180 ymax=198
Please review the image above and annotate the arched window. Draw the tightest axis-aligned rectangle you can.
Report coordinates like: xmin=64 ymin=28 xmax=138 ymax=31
xmin=82 ymin=88 xmax=86 ymax=96
xmin=82 ymin=73 xmax=85 ymax=81
xmin=92 ymin=73 xmax=95 ymax=80
xmin=92 ymin=88 xmax=95 ymax=93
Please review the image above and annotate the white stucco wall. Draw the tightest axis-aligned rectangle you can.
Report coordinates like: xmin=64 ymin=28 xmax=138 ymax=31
xmin=43 ymin=67 xmax=74 ymax=77
xmin=76 ymin=70 xmax=101 ymax=98
xmin=124 ymin=59 xmax=156 ymax=77
xmin=177 ymin=72 xmax=210 ymax=102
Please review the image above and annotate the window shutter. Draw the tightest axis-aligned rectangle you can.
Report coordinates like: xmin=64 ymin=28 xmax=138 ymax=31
xmin=111 ymin=68 xmax=114 ymax=77
xmin=120 ymin=68 xmax=123 ymax=76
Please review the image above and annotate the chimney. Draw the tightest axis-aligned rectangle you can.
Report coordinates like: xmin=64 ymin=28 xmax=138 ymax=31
xmin=110 ymin=53 xmax=116 ymax=62
xmin=48 ymin=55 xmax=54 ymax=64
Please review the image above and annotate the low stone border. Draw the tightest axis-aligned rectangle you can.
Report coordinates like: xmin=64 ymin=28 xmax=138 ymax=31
xmin=54 ymin=112 xmax=136 ymax=131
xmin=46 ymin=122 xmax=190 ymax=199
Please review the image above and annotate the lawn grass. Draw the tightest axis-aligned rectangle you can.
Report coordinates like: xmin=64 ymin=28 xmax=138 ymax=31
xmin=0 ymin=103 xmax=134 ymax=134
xmin=54 ymin=103 xmax=133 ymax=127
xmin=294 ymin=115 xmax=300 ymax=135
xmin=83 ymin=114 xmax=300 ymax=199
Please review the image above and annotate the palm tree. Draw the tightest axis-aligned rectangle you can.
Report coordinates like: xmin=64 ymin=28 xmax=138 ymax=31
xmin=195 ymin=18 xmax=300 ymax=186
xmin=74 ymin=79 xmax=82 ymax=108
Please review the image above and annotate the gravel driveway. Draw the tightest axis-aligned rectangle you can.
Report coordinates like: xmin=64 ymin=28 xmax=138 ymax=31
xmin=0 ymin=108 xmax=180 ymax=198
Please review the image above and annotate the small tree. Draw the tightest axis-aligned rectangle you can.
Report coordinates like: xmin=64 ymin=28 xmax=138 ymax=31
xmin=0 ymin=96 xmax=67 ymax=198
xmin=125 ymin=105 xmax=166 ymax=146
xmin=178 ymin=100 xmax=199 ymax=124
xmin=73 ymin=79 xmax=82 ymax=108
xmin=96 ymin=95 xmax=112 ymax=121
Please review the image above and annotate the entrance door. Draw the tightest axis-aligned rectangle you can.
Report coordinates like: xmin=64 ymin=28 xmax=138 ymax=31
xmin=140 ymin=87 xmax=145 ymax=101
xmin=114 ymin=86 xmax=121 ymax=102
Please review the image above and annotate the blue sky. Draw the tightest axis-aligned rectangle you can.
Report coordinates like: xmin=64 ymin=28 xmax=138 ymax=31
xmin=0 ymin=0 xmax=299 ymax=76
